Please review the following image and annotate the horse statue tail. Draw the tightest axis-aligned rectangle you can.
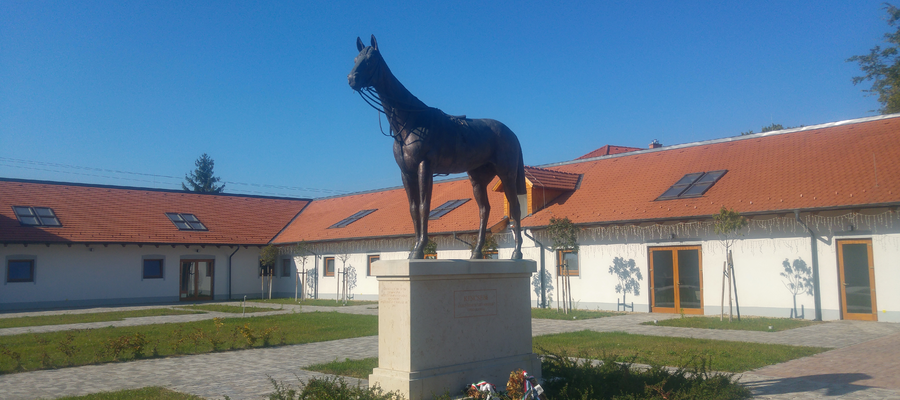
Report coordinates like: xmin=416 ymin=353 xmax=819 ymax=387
xmin=516 ymin=150 xmax=527 ymax=196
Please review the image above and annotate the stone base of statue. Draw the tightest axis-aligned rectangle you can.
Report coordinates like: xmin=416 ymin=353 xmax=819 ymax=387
xmin=368 ymin=259 xmax=540 ymax=400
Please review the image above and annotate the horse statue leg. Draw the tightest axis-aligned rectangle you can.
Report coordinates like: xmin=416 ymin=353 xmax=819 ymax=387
xmin=467 ymin=165 xmax=495 ymax=259
xmin=498 ymin=170 xmax=524 ymax=260
xmin=407 ymin=160 xmax=434 ymax=259
xmin=505 ymin=188 xmax=524 ymax=260
xmin=401 ymin=170 xmax=425 ymax=259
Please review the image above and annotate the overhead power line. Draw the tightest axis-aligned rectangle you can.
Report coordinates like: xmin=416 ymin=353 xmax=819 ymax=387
xmin=0 ymin=157 xmax=349 ymax=197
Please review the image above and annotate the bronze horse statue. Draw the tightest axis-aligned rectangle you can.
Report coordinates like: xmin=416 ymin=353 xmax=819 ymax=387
xmin=348 ymin=35 xmax=526 ymax=260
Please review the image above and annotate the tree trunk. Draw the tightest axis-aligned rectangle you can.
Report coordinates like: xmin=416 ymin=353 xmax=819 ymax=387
xmin=556 ymin=268 xmax=561 ymax=313
xmin=729 ymin=250 xmax=741 ymax=321
xmin=721 ymin=261 xmax=726 ymax=321
xmin=792 ymin=295 xmax=798 ymax=319
xmin=728 ymin=261 xmax=733 ymax=322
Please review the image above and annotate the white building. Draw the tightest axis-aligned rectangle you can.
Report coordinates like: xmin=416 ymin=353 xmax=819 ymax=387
xmin=1 ymin=181 xmax=310 ymax=310
xmin=272 ymin=115 xmax=900 ymax=322
xmin=4 ymin=114 xmax=899 ymax=322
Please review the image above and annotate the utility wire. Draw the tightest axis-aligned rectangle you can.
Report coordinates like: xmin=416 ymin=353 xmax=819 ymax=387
xmin=0 ymin=157 xmax=348 ymax=197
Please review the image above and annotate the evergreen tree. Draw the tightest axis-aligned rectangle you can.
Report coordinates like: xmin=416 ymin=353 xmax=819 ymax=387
xmin=183 ymin=153 xmax=225 ymax=193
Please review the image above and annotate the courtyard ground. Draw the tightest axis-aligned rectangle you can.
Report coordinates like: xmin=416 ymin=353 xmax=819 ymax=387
xmin=1 ymin=302 xmax=898 ymax=399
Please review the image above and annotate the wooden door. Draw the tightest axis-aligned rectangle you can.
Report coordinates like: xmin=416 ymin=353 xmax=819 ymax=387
xmin=649 ymin=246 xmax=703 ymax=314
xmin=837 ymin=240 xmax=877 ymax=321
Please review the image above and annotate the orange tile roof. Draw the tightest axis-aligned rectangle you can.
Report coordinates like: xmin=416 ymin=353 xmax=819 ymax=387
xmin=0 ymin=179 xmax=310 ymax=245
xmin=12 ymin=115 xmax=898 ymax=247
xmin=276 ymin=114 xmax=900 ymax=243
xmin=577 ymin=145 xmax=643 ymax=160
xmin=524 ymin=115 xmax=900 ymax=227
xmin=524 ymin=166 xmax=581 ymax=190
xmin=273 ymin=178 xmax=509 ymax=244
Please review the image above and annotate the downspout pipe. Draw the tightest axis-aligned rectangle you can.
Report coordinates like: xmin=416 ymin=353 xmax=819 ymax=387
xmin=453 ymin=232 xmax=473 ymax=248
xmin=524 ymin=229 xmax=547 ymax=308
xmin=795 ymin=210 xmax=823 ymax=321
xmin=227 ymin=246 xmax=240 ymax=300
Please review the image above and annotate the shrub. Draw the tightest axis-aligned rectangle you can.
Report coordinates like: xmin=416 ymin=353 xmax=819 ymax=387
xmin=540 ymin=352 xmax=751 ymax=400
xmin=267 ymin=376 xmax=403 ymax=400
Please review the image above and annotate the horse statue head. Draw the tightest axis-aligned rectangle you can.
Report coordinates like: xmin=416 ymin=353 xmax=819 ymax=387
xmin=348 ymin=35 xmax=383 ymax=91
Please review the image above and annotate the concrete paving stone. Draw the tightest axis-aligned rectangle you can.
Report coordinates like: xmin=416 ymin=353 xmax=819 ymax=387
xmin=752 ymin=332 xmax=900 ymax=392
xmin=0 ymin=336 xmax=377 ymax=400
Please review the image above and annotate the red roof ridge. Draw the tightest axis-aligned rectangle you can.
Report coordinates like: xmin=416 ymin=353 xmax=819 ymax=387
xmin=577 ymin=144 xmax=644 ymax=160
xmin=541 ymin=113 xmax=900 ymax=169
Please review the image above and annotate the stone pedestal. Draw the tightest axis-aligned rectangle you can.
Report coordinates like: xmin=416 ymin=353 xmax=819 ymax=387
xmin=369 ymin=259 xmax=540 ymax=400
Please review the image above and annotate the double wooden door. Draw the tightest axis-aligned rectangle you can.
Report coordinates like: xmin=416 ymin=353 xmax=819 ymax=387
xmin=649 ymin=246 xmax=703 ymax=314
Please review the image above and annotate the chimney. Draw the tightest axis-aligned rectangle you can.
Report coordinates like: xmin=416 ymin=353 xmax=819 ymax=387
xmin=649 ymin=139 xmax=662 ymax=149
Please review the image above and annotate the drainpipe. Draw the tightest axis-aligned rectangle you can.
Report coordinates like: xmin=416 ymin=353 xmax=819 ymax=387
xmin=453 ymin=232 xmax=475 ymax=259
xmin=227 ymin=246 xmax=240 ymax=300
xmin=453 ymin=232 xmax=473 ymax=248
xmin=524 ymin=229 xmax=547 ymax=308
xmin=795 ymin=210 xmax=823 ymax=321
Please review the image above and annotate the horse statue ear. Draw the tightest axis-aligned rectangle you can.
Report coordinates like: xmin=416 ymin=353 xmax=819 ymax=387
xmin=357 ymin=37 xmax=365 ymax=52
xmin=370 ymin=35 xmax=378 ymax=51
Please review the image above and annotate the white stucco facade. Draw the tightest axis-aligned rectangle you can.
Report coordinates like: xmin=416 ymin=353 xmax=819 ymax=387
xmin=1 ymin=244 xmax=267 ymax=311
xmin=286 ymin=211 xmax=900 ymax=323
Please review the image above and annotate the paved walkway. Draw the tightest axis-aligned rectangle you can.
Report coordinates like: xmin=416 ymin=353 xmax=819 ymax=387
xmin=1 ymin=305 xmax=899 ymax=399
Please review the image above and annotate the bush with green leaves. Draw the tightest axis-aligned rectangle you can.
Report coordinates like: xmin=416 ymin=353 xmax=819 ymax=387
xmin=266 ymin=351 xmax=750 ymax=400
xmin=540 ymin=352 xmax=751 ymax=400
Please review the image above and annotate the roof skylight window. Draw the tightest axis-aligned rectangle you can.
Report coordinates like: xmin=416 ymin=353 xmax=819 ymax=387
xmin=429 ymin=199 xmax=469 ymax=220
xmin=657 ymin=170 xmax=727 ymax=200
xmin=12 ymin=206 xmax=62 ymax=227
xmin=166 ymin=213 xmax=208 ymax=231
xmin=329 ymin=209 xmax=377 ymax=229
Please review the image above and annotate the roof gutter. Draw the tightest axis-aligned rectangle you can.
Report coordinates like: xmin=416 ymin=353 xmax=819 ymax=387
xmin=521 ymin=202 xmax=900 ymax=231
xmin=794 ymin=210 xmax=823 ymax=321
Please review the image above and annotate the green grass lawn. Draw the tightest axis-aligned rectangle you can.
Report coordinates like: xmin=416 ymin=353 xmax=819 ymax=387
xmin=51 ymin=387 xmax=202 ymax=400
xmin=533 ymin=330 xmax=827 ymax=372
xmin=643 ymin=316 xmax=820 ymax=332
xmin=531 ymin=307 xmax=623 ymax=320
xmin=251 ymin=298 xmax=378 ymax=307
xmin=305 ymin=357 xmax=378 ymax=380
xmin=176 ymin=304 xmax=276 ymax=313
xmin=0 ymin=308 xmax=205 ymax=329
xmin=0 ymin=312 xmax=377 ymax=374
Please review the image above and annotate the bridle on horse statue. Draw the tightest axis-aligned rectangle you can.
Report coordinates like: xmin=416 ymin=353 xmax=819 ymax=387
xmin=358 ymin=87 xmax=434 ymax=145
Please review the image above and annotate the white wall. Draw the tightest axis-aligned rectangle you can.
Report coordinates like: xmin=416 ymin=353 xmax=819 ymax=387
xmin=7 ymin=219 xmax=895 ymax=322
xmin=873 ymin=233 xmax=900 ymax=322
xmin=290 ymin=219 xmax=900 ymax=322
xmin=1 ymin=244 xmax=263 ymax=311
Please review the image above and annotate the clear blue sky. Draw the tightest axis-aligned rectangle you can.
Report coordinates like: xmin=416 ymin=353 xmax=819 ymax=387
xmin=0 ymin=1 xmax=887 ymax=198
